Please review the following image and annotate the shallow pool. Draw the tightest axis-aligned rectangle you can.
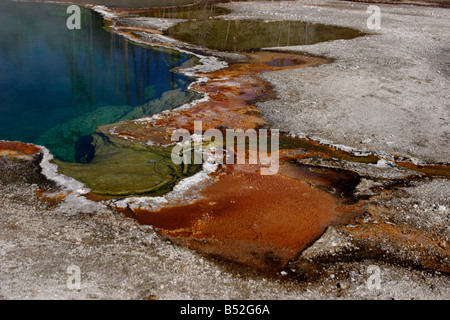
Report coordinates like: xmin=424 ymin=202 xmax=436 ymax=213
xmin=165 ymin=19 xmax=365 ymax=51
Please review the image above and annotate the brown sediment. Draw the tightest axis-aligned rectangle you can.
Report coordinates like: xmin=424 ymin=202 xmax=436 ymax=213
xmin=0 ymin=141 xmax=41 ymax=157
xmin=336 ymin=200 xmax=450 ymax=273
xmin=344 ymin=222 xmax=450 ymax=273
xmin=280 ymin=136 xmax=450 ymax=177
xmin=111 ymin=50 xmax=329 ymax=146
xmin=114 ymin=26 xmax=163 ymax=35
xmin=122 ymin=163 xmax=365 ymax=272
xmin=278 ymin=136 xmax=380 ymax=164
xmin=396 ymin=161 xmax=450 ymax=179
xmin=34 ymin=189 xmax=70 ymax=207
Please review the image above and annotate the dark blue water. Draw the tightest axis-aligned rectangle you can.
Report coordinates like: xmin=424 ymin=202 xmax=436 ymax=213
xmin=0 ymin=1 xmax=193 ymax=162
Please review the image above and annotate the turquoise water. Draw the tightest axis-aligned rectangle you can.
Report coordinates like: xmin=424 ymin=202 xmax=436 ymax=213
xmin=0 ymin=1 xmax=193 ymax=162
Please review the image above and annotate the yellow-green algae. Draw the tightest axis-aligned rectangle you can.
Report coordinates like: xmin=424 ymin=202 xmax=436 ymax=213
xmin=55 ymin=127 xmax=201 ymax=197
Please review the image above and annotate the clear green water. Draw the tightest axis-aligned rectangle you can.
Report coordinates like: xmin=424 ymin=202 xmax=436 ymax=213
xmin=0 ymin=1 xmax=193 ymax=162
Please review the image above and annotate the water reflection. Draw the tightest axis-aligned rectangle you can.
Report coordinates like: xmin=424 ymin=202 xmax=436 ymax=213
xmin=0 ymin=1 xmax=193 ymax=162
xmin=166 ymin=19 xmax=365 ymax=51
